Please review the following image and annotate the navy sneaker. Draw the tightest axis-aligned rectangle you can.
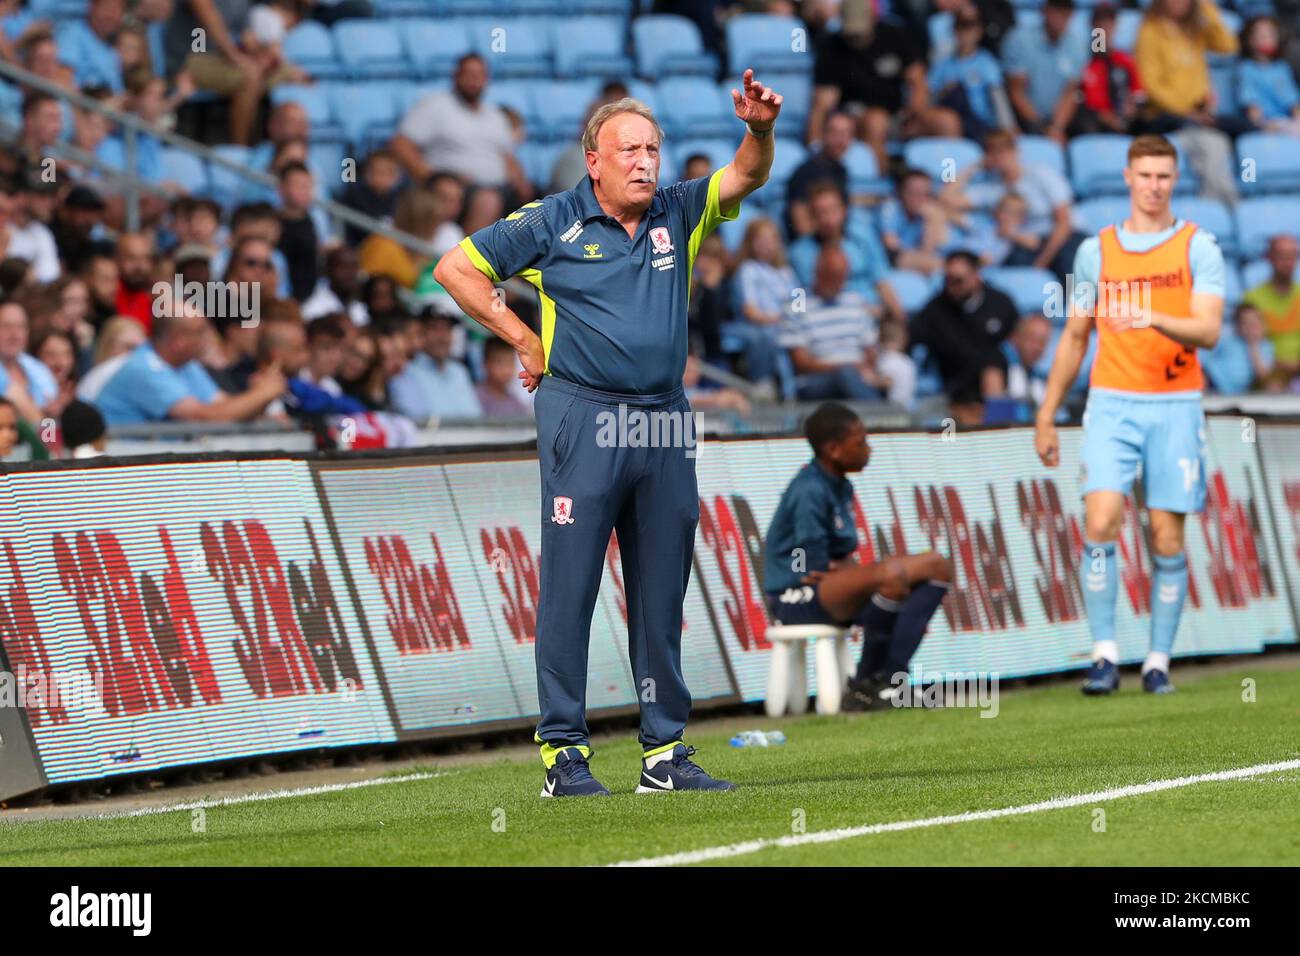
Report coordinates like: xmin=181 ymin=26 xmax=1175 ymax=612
xmin=636 ymin=744 xmax=736 ymax=793
xmin=1142 ymin=668 xmax=1176 ymax=694
xmin=842 ymin=675 xmax=899 ymax=712
xmin=1081 ymin=658 xmax=1120 ymax=695
xmin=541 ymin=747 xmax=610 ymax=798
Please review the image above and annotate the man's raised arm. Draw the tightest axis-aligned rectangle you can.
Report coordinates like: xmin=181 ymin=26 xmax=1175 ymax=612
xmin=720 ymin=69 xmax=784 ymax=208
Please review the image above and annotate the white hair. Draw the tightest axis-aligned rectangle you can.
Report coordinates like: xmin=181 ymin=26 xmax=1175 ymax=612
xmin=581 ymin=97 xmax=664 ymax=153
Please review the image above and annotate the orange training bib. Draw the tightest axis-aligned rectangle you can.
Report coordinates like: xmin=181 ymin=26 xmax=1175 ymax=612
xmin=1089 ymin=222 xmax=1203 ymax=393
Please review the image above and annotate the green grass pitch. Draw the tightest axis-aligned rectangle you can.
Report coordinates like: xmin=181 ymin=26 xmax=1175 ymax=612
xmin=3 ymin=661 xmax=1297 ymax=866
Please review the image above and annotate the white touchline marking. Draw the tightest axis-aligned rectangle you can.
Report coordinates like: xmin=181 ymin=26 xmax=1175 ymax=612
xmin=607 ymin=759 xmax=1300 ymax=867
xmin=1 ymin=771 xmax=455 ymax=823
xmin=113 ymin=771 xmax=455 ymax=819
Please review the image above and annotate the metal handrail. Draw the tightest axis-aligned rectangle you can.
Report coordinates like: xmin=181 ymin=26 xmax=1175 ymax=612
xmin=0 ymin=58 xmax=437 ymax=256
xmin=0 ymin=118 xmax=176 ymax=200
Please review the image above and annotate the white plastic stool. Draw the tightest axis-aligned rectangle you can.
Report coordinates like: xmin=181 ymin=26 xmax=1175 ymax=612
xmin=764 ymin=625 xmax=853 ymax=716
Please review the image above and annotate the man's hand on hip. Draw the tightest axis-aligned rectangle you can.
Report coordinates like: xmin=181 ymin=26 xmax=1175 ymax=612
xmin=518 ymin=337 xmax=546 ymax=392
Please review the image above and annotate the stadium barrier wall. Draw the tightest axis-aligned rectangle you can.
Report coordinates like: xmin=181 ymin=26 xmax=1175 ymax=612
xmin=0 ymin=418 xmax=1296 ymax=801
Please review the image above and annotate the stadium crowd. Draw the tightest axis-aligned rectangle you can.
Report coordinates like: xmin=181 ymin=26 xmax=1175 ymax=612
xmin=0 ymin=0 xmax=1297 ymax=458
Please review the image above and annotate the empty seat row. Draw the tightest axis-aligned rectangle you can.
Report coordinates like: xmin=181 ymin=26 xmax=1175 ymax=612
xmin=268 ymin=74 xmax=813 ymax=149
xmin=281 ymin=14 xmax=812 ymax=82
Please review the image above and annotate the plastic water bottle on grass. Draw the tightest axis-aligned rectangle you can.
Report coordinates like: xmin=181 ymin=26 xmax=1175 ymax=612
xmin=729 ymin=730 xmax=787 ymax=747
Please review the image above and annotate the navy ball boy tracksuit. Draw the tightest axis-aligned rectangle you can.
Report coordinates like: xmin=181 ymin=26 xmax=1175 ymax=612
xmin=764 ymin=459 xmax=949 ymax=695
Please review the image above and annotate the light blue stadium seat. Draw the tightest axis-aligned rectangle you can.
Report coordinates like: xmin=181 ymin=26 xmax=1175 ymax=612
xmin=371 ymin=0 xmax=437 ymax=16
xmin=1112 ymin=9 xmax=1141 ymax=50
xmin=1171 ymin=137 xmax=1202 ymax=195
xmin=1073 ymin=196 xmax=1129 ymax=234
xmin=333 ymin=19 xmax=407 ymax=79
xmin=769 ymin=72 xmax=811 ymax=134
xmin=1069 ymin=134 xmax=1133 ymax=196
xmin=328 ymin=82 xmax=401 ymax=151
xmin=550 ymin=17 xmax=631 ymax=79
xmin=484 ymin=78 xmax=540 ymax=127
xmin=1223 ymin=261 xmax=1243 ymax=305
xmin=625 ymin=80 xmax=659 ymax=115
xmin=521 ymin=140 xmax=565 ymax=191
xmin=887 ymin=269 xmax=935 ymax=315
xmin=658 ymin=78 xmax=732 ymax=139
xmin=673 ymin=139 xmax=734 ymax=174
xmin=1237 ymin=133 xmax=1300 ymax=195
xmin=764 ymin=140 xmax=807 ymax=193
xmin=983 ymin=266 xmax=1060 ymax=316
xmin=632 ymin=15 xmax=718 ymax=78
xmin=270 ymin=84 xmax=344 ymax=143
xmin=1174 ymin=196 xmax=1236 ymax=259
xmin=745 ymin=140 xmax=804 ymax=209
xmin=28 ymin=0 xmax=86 ymax=16
xmin=282 ymin=22 xmax=343 ymax=80
xmin=0 ymin=81 xmax=21 ymax=126
xmin=1210 ymin=10 xmax=1241 ymax=65
xmin=910 ymin=344 xmax=945 ymax=400
xmin=1240 ymin=257 xmax=1300 ymax=290
xmin=721 ymin=72 xmax=811 ymax=136
xmin=463 ymin=17 xmax=553 ymax=78
xmin=1210 ymin=63 xmax=1237 ymax=115
xmin=1235 ymin=196 xmax=1300 ymax=259
xmin=57 ymin=100 xmax=74 ymax=143
xmin=574 ymin=0 xmax=633 ymax=12
xmin=847 ymin=206 xmax=874 ymax=241
xmin=531 ymin=79 xmax=598 ymax=140
xmin=843 ymin=141 xmax=893 ymax=198
xmin=656 ymin=149 xmax=679 ymax=187
xmin=903 ymin=137 xmax=982 ymax=181
xmin=928 ymin=12 xmax=954 ymax=64
xmin=1008 ymin=10 xmax=1091 ymax=36
xmin=716 ymin=202 xmax=762 ymax=253
xmin=1018 ymin=134 xmax=1067 ymax=179
xmin=161 ymin=148 xmax=210 ymax=196
xmin=1232 ymin=0 xmax=1277 ymax=14
xmin=444 ymin=0 xmax=498 ymax=14
xmin=724 ymin=14 xmax=813 ymax=76
xmin=208 ymin=145 xmax=253 ymax=209
xmin=309 ymin=142 xmax=346 ymax=192
xmin=394 ymin=81 xmax=449 ymax=117
xmin=513 ymin=0 xmax=566 ymax=14
xmin=395 ymin=19 xmax=471 ymax=79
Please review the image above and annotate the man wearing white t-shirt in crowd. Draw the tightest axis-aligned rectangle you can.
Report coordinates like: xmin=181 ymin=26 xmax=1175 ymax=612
xmin=389 ymin=53 xmax=534 ymax=204
xmin=302 ymin=245 xmax=370 ymax=326
xmin=8 ymin=178 xmax=61 ymax=282
xmin=0 ymin=182 xmax=60 ymax=284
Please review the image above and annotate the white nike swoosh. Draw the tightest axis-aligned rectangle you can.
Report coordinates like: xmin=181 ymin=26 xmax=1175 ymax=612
xmin=641 ymin=772 xmax=674 ymax=790
xmin=544 ymin=777 xmax=557 ymax=795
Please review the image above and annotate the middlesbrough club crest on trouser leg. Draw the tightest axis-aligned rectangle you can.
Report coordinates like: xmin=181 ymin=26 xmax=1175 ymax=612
xmin=552 ymin=496 xmax=575 ymax=524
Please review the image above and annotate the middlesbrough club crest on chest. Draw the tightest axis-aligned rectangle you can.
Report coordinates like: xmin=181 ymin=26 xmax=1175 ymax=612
xmin=650 ymin=226 xmax=673 ymax=254
xmin=649 ymin=227 xmax=676 ymax=271
xmin=552 ymin=496 xmax=575 ymax=524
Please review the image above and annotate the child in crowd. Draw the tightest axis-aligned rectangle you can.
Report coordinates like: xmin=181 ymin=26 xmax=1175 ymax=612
xmin=930 ymin=9 xmax=1009 ymax=142
xmin=1238 ymin=15 xmax=1300 ymax=135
